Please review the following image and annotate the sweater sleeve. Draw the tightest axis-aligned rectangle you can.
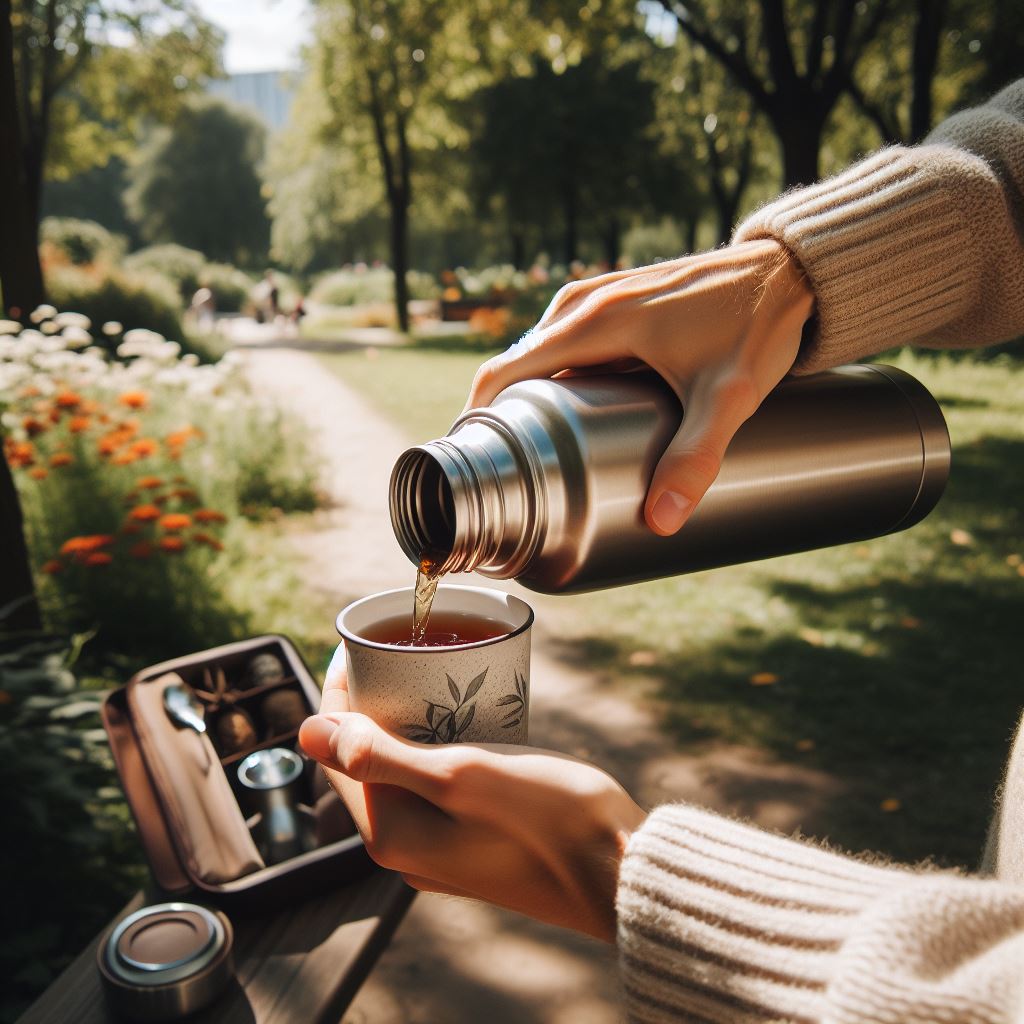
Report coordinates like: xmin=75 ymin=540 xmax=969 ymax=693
xmin=616 ymin=804 xmax=1024 ymax=1024
xmin=733 ymin=80 xmax=1024 ymax=373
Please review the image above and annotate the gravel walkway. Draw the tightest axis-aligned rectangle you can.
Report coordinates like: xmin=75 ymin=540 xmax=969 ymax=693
xmin=241 ymin=338 xmax=837 ymax=1024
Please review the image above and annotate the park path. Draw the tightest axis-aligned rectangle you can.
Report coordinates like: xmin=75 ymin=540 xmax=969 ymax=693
xmin=240 ymin=336 xmax=839 ymax=1024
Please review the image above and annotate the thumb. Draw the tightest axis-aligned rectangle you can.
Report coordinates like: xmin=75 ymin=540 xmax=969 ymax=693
xmin=644 ymin=375 xmax=758 ymax=536
xmin=299 ymin=712 xmax=448 ymax=801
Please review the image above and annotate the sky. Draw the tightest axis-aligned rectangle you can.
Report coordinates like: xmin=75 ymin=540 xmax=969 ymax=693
xmin=193 ymin=0 xmax=312 ymax=74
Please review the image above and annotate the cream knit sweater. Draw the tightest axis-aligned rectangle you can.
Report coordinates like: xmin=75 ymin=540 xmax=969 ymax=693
xmin=616 ymin=80 xmax=1024 ymax=1024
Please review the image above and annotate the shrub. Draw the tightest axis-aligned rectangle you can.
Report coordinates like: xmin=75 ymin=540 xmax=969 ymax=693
xmin=40 ymin=216 xmax=123 ymax=266
xmin=1 ymin=320 xmax=321 ymax=648
xmin=309 ymin=267 xmax=436 ymax=307
xmin=198 ymin=263 xmax=255 ymax=314
xmin=621 ymin=219 xmax=686 ymax=267
xmin=0 ymin=622 xmax=145 ymax=1021
xmin=46 ymin=265 xmax=183 ymax=344
xmin=123 ymin=244 xmax=207 ymax=300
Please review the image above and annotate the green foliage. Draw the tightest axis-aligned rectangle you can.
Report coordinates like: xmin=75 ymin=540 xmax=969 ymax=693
xmin=309 ymin=267 xmax=436 ymax=306
xmin=123 ymin=243 xmax=207 ymax=300
xmin=45 ymin=265 xmax=183 ymax=343
xmin=125 ymin=98 xmax=270 ymax=266
xmin=622 ymin=219 xmax=687 ymax=266
xmin=41 ymin=158 xmax=135 ymax=240
xmin=0 ymin=623 xmax=146 ymax=1024
xmin=197 ymin=263 xmax=256 ymax=314
xmin=19 ymin=2 xmax=224 ymax=184
xmin=40 ymin=217 xmax=123 ymax=266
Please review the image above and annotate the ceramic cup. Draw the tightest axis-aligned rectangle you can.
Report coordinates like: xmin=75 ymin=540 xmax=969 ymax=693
xmin=336 ymin=585 xmax=533 ymax=744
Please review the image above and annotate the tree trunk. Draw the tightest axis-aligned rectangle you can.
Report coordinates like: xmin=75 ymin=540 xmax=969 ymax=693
xmin=0 ymin=0 xmax=44 ymax=317
xmin=388 ymin=189 xmax=410 ymax=334
xmin=602 ymin=217 xmax=620 ymax=269
xmin=562 ymin=173 xmax=579 ymax=265
xmin=510 ymin=228 xmax=526 ymax=270
xmin=910 ymin=0 xmax=947 ymax=142
xmin=776 ymin=115 xmax=824 ymax=188
xmin=0 ymin=455 xmax=41 ymax=632
xmin=684 ymin=217 xmax=699 ymax=255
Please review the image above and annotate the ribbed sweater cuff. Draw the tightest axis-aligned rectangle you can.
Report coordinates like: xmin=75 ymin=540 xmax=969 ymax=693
xmin=616 ymin=803 xmax=908 ymax=1024
xmin=733 ymin=146 xmax=983 ymax=373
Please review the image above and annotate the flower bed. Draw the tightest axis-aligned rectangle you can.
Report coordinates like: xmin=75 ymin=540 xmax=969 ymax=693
xmin=1 ymin=309 xmax=319 ymax=654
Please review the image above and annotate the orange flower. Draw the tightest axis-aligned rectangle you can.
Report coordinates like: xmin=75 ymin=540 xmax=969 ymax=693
xmin=154 ymin=494 xmax=168 ymax=505
xmin=84 ymin=552 xmax=113 ymax=567
xmin=159 ymin=513 xmax=192 ymax=531
xmin=68 ymin=415 xmax=92 ymax=433
xmin=48 ymin=407 xmax=62 ymax=424
xmin=159 ymin=536 xmax=185 ymax=553
xmin=166 ymin=425 xmax=202 ymax=448
xmin=137 ymin=476 xmax=164 ymax=489
xmin=171 ymin=488 xmax=199 ymax=503
xmin=121 ymin=521 xmax=143 ymax=535
xmin=98 ymin=429 xmax=134 ymax=455
xmin=28 ymin=467 xmax=48 ymax=480
xmin=193 ymin=508 xmax=227 ymax=524
xmin=22 ymin=417 xmax=47 ymax=436
xmin=5 ymin=440 xmax=34 ymax=467
xmin=130 ymin=438 xmax=159 ymax=458
xmin=192 ymin=531 xmax=224 ymax=551
xmin=118 ymin=390 xmax=149 ymax=409
xmin=129 ymin=541 xmax=154 ymax=559
xmin=112 ymin=450 xmax=138 ymax=465
xmin=54 ymin=390 xmax=83 ymax=408
xmin=129 ymin=504 xmax=161 ymax=521
xmin=49 ymin=452 xmax=74 ymax=467
xmin=79 ymin=399 xmax=99 ymax=415
xmin=41 ymin=559 xmax=64 ymax=574
xmin=19 ymin=385 xmax=41 ymax=399
xmin=60 ymin=535 xmax=114 ymax=555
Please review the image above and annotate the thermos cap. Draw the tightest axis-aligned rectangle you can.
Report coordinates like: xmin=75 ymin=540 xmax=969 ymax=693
xmin=97 ymin=902 xmax=233 ymax=1020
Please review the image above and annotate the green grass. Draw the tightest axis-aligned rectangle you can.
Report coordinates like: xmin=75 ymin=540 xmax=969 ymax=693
xmin=321 ymin=344 xmax=1024 ymax=869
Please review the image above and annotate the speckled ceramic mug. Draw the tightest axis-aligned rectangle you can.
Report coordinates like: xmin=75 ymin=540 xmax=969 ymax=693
xmin=337 ymin=585 xmax=533 ymax=745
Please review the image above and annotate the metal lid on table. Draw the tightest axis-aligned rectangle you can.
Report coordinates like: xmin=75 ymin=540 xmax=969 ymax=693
xmin=97 ymin=902 xmax=234 ymax=1020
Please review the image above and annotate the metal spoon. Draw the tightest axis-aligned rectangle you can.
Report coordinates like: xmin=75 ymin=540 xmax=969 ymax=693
xmin=163 ymin=683 xmax=207 ymax=734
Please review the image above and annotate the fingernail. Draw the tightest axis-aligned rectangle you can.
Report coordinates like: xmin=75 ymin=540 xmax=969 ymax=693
xmin=299 ymin=715 xmax=338 ymax=761
xmin=650 ymin=491 xmax=692 ymax=534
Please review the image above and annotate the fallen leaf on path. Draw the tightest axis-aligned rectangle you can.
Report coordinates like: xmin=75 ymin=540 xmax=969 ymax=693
xmin=950 ymin=528 xmax=974 ymax=547
xmin=629 ymin=650 xmax=658 ymax=667
xmin=795 ymin=738 xmax=815 ymax=752
xmin=898 ymin=615 xmax=921 ymax=629
xmin=880 ymin=797 xmax=902 ymax=813
xmin=1006 ymin=553 xmax=1021 ymax=567
xmin=749 ymin=672 xmax=779 ymax=686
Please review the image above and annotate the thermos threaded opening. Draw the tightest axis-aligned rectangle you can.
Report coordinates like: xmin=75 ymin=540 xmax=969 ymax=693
xmin=390 ymin=448 xmax=460 ymax=571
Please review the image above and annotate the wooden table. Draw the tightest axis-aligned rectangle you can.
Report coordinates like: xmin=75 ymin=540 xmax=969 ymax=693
xmin=17 ymin=868 xmax=414 ymax=1024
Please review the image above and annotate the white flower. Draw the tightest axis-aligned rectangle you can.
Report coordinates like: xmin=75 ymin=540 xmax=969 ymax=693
xmin=54 ymin=312 xmax=91 ymax=331
xmin=0 ymin=319 xmax=21 ymax=336
xmin=40 ymin=320 xmax=60 ymax=335
xmin=182 ymin=353 xmax=200 ymax=366
xmin=61 ymin=326 xmax=92 ymax=348
xmin=101 ymin=321 xmax=123 ymax=336
xmin=29 ymin=304 xmax=57 ymax=323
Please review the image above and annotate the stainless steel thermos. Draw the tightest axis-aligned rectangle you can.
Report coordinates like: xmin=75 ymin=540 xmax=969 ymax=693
xmin=389 ymin=365 xmax=951 ymax=594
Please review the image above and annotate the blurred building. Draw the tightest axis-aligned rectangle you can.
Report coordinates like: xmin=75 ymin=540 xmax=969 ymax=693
xmin=207 ymin=71 xmax=297 ymax=131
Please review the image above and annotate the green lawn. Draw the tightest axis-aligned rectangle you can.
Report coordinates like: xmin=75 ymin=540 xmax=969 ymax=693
xmin=320 ymin=343 xmax=1024 ymax=869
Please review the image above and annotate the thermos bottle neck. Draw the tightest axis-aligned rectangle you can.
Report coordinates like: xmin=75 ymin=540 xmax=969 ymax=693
xmin=390 ymin=417 xmax=543 ymax=577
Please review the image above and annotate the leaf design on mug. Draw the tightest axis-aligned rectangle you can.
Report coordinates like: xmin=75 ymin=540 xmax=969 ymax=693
xmin=497 ymin=670 xmax=528 ymax=730
xmin=405 ymin=668 xmax=490 ymax=744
